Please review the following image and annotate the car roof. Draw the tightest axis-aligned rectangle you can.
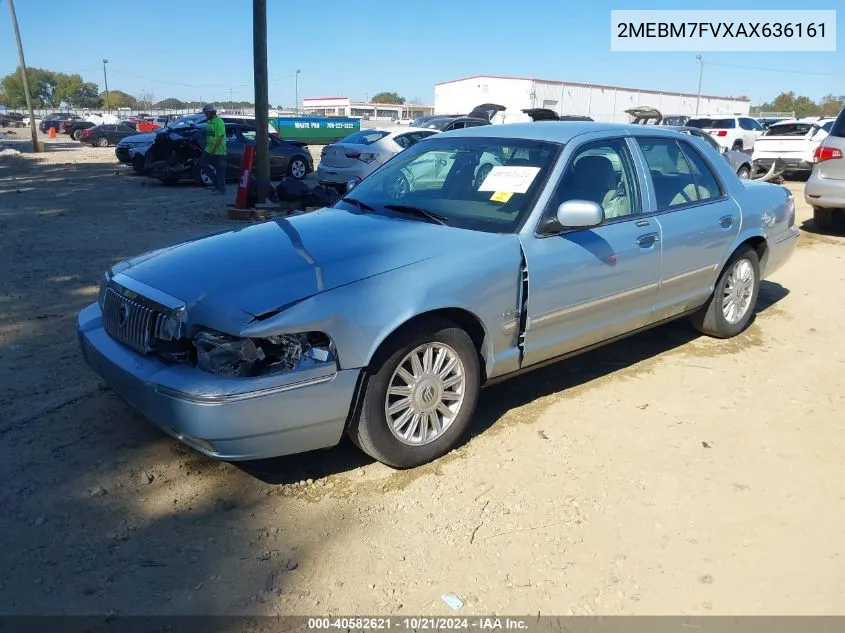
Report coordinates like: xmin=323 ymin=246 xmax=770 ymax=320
xmin=431 ymin=120 xmax=693 ymax=143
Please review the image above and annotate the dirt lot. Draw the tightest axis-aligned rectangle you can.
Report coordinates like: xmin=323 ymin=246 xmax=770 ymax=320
xmin=1 ymin=128 xmax=844 ymax=617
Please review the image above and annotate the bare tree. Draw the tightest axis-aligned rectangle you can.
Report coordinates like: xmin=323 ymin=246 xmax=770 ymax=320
xmin=137 ymin=90 xmax=155 ymax=111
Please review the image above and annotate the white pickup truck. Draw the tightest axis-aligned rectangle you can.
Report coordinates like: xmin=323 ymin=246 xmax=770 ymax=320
xmin=752 ymin=117 xmax=835 ymax=176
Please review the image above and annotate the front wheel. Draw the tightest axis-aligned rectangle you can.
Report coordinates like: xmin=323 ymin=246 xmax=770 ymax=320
xmin=736 ymin=165 xmax=750 ymax=179
xmin=350 ymin=319 xmax=481 ymax=469
xmin=690 ymin=245 xmax=760 ymax=338
xmin=73 ymin=129 xmax=84 ymax=141
xmin=96 ymin=137 xmax=109 ymax=147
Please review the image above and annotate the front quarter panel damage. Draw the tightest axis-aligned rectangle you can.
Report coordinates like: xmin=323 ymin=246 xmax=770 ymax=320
xmin=238 ymin=236 xmax=525 ymax=380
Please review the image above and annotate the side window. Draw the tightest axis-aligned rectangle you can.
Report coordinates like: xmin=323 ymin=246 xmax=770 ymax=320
xmin=678 ymin=141 xmax=723 ymax=200
xmin=226 ymin=127 xmax=240 ymax=141
xmin=738 ymin=118 xmax=751 ymax=130
xmin=553 ymin=138 xmax=641 ymax=221
xmin=448 ymin=121 xmax=466 ymax=130
xmin=750 ymin=119 xmax=764 ymax=131
xmin=393 ymin=134 xmax=412 ymax=149
xmin=638 ymin=138 xmax=723 ymax=209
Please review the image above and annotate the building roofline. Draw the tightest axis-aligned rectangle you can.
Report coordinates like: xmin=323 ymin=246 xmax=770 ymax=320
xmin=303 ymin=97 xmax=349 ymax=101
xmin=433 ymin=74 xmax=750 ymax=103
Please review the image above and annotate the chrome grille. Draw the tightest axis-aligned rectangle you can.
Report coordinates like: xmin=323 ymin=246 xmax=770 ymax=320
xmin=102 ymin=287 xmax=166 ymax=354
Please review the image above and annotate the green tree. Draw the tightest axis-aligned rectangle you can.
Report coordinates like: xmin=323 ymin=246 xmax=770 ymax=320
xmin=54 ymin=73 xmax=99 ymax=108
xmin=819 ymin=94 xmax=845 ymax=117
xmin=0 ymin=67 xmax=60 ymax=107
xmin=100 ymin=90 xmax=136 ymax=109
xmin=155 ymin=98 xmax=186 ymax=109
xmin=370 ymin=91 xmax=405 ymax=104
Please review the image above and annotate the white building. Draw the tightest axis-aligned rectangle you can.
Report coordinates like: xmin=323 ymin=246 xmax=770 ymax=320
xmin=434 ymin=75 xmax=750 ymax=122
xmin=301 ymin=97 xmax=434 ymax=121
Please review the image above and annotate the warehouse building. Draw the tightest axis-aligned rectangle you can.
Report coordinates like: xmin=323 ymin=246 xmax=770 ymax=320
xmin=434 ymin=75 xmax=750 ymax=122
xmin=302 ymin=97 xmax=434 ymax=121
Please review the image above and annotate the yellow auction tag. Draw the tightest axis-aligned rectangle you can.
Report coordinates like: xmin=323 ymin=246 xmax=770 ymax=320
xmin=490 ymin=191 xmax=513 ymax=203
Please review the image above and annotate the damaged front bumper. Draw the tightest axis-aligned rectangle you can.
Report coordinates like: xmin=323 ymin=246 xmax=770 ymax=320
xmin=77 ymin=302 xmax=360 ymax=461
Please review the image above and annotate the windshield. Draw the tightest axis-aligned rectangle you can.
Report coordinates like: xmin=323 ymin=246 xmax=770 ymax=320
xmin=334 ymin=136 xmax=561 ymax=233
xmin=167 ymin=114 xmax=204 ymax=129
xmin=339 ymin=130 xmax=390 ymax=145
xmin=686 ymin=118 xmax=735 ymax=129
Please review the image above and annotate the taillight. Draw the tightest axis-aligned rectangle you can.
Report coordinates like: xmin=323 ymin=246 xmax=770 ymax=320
xmin=82 ymin=130 xmax=92 ymax=136
xmin=716 ymin=131 xmax=728 ymax=137
xmin=347 ymin=152 xmax=376 ymax=163
xmin=814 ymin=146 xmax=843 ymax=162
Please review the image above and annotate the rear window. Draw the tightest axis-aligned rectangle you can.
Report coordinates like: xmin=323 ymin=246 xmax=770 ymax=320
xmin=763 ymin=123 xmax=816 ymax=136
xmin=339 ymin=130 xmax=390 ymax=145
xmin=687 ymin=118 xmax=735 ymax=129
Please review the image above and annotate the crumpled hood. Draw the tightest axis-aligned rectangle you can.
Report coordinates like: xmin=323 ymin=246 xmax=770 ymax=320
xmin=117 ymin=207 xmax=509 ymax=322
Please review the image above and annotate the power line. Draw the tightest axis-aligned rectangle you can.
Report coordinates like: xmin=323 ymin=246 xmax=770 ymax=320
xmin=705 ymin=61 xmax=839 ymax=77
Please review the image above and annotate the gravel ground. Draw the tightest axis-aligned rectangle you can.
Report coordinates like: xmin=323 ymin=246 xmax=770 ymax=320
xmin=1 ymin=128 xmax=844 ymax=617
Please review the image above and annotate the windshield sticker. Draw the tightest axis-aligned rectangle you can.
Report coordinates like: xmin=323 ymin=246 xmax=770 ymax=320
xmin=490 ymin=191 xmax=514 ymax=203
xmin=478 ymin=166 xmax=541 ymax=193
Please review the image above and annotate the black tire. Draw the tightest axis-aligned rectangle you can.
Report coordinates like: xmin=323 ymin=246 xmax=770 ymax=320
xmin=96 ymin=136 xmax=109 ymax=147
xmin=192 ymin=162 xmax=214 ymax=187
xmin=690 ymin=244 xmax=760 ymax=338
xmin=72 ymin=129 xmax=83 ymax=141
xmin=731 ymin=141 xmax=743 ymax=152
xmin=288 ymin=156 xmax=308 ymax=180
xmin=736 ymin=165 xmax=750 ymax=179
xmin=349 ymin=318 xmax=481 ymax=469
xmin=814 ymin=207 xmax=845 ymax=233
xmin=131 ymin=153 xmax=146 ymax=174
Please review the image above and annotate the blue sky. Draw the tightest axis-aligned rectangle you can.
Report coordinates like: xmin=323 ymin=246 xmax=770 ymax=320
xmin=1 ymin=0 xmax=841 ymax=107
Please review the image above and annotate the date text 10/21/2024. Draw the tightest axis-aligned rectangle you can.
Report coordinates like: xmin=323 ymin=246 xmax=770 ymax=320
xmin=307 ymin=617 xmax=530 ymax=630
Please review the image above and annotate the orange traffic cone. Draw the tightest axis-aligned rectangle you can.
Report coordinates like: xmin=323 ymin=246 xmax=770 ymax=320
xmin=48 ymin=127 xmax=56 ymax=139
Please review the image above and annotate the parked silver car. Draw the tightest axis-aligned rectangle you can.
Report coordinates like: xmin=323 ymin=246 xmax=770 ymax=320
xmin=78 ymin=122 xmax=799 ymax=469
xmin=317 ymin=127 xmax=437 ymax=190
xmin=805 ymin=107 xmax=845 ymax=232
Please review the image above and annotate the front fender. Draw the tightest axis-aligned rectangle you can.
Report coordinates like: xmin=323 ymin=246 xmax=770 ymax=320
xmin=239 ymin=236 xmax=524 ymax=377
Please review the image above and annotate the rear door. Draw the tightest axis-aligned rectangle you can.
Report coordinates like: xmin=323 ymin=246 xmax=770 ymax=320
xmin=632 ymin=135 xmax=740 ymax=321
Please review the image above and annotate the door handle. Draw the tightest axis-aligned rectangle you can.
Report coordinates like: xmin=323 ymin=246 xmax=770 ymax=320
xmin=636 ymin=232 xmax=660 ymax=247
xmin=719 ymin=215 xmax=734 ymax=228
xmin=635 ymin=219 xmax=650 ymax=227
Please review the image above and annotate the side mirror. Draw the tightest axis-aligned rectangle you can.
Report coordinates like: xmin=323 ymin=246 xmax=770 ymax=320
xmin=346 ymin=178 xmax=361 ymax=192
xmin=555 ymin=199 xmax=604 ymax=229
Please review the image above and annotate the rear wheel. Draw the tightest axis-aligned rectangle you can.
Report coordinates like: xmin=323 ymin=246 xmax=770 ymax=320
xmin=349 ymin=318 xmax=481 ymax=469
xmin=96 ymin=137 xmax=109 ymax=147
xmin=73 ymin=129 xmax=84 ymax=141
xmin=690 ymin=245 xmax=760 ymax=338
xmin=288 ymin=156 xmax=308 ymax=180
xmin=814 ymin=207 xmax=845 ymax=233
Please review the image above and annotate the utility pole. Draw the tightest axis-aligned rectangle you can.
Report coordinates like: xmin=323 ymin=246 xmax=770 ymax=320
xmin=695 ymin=54 xmax=703 ymax=115
xmin=295 ymin=69 xmax=301 ymax=115
xmin=253 ymin=0 xmax=270 ymax=203
xmin=7 ymin=0 xmax=41 ymax=152
xmin=102 ymin=58 xmax=110 ymax=112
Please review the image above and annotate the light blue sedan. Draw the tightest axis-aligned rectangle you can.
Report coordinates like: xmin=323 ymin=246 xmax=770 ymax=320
xmin=77 ymin=122 xmax=800 ymax=469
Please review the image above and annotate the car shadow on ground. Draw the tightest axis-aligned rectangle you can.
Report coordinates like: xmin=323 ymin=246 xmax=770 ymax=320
xmin=241 ymin=280 xmax=790 ymax=485
xmin=800 ymin=217 xmax=845 ymax=238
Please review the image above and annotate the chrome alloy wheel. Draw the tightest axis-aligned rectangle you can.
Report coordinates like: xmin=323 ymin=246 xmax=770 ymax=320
xmin=290 ymin=159 xmax=306 ymax=179
xmin=722 ymin=258 xmax=755 ymax=324
xmin=384 ymin=342 xmax=466 ymax=446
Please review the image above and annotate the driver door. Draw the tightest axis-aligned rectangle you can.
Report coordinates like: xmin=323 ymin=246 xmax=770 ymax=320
xmin=519 ymin=136 xmax=661 ymax=366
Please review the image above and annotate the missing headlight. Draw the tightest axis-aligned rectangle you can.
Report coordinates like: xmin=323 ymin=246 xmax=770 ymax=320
xmin=192 ymin=331 xmax=334 ymax=378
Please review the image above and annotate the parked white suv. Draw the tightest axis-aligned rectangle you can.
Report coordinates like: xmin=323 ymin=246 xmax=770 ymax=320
xmin=752 ymin=117 xmax=835 ymax=177
xmin=685 ymin=115 xmax=764 ymax=152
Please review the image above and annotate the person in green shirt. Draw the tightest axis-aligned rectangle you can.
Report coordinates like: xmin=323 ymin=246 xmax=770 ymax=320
xmin=201 ymin=103 xmax=227 ymax=194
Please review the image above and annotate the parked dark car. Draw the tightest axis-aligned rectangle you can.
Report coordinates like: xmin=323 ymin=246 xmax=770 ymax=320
xmin=79 ymin=122 xmax=139 ymax=147
xmin=65 ymin=120 xmax=98 ymax=140
xmin=39 ymin=113 xmax=77 ymax=134
xmin=145 ymin=123 xmax=313 ymax=186
xmin=412 ymin=103 xmax=505 ymax=131
xmin=0 ymin=112 xmax=26 ymax=128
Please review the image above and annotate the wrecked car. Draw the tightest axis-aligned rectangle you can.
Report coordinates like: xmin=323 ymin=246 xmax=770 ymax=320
xmin=78 ymin=123 xmax=798 ymax=469
xmin=144 ymin=122 xmax=313 ymax=186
